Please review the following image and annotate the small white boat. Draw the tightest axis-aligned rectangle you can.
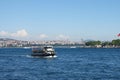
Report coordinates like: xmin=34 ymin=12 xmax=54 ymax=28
xmin=23 ymin=47 xmax=31 ymax=49
xmin=70 ymin=46 xmax=76 ymax=48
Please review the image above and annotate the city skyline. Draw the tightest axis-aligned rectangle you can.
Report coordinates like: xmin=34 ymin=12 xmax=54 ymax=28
xmin=0 ymin=0 xmax=120 ymax=41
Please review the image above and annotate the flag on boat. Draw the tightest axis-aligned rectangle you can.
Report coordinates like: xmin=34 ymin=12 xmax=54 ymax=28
xmin=117 ymin=33 xmax=120 ymax=37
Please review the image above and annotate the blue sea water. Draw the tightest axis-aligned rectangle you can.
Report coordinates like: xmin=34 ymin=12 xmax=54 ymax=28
xmin=0 ymin=48 xmax=120 ymax=80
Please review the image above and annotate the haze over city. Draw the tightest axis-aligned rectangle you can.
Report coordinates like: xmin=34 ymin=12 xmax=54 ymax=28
xmin=0 ymin=0 xmax=120 ymax=41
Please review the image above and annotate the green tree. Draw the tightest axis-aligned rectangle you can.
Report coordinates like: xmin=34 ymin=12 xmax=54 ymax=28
xmin=112 ymin=39 xmax=120 ymax=46
xmin=85 ymin=41 xmax=101 ymax=46
xmin=102 ymin=41 xmax=112 ymax=46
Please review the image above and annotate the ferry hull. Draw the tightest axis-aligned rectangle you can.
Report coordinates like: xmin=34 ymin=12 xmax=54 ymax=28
xmin=31 ymin=53 xmax=55 ymax=57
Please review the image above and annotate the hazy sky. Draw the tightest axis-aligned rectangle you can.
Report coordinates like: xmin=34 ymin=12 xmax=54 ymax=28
xmin=0 ymin=0 xmax=120 ymax=41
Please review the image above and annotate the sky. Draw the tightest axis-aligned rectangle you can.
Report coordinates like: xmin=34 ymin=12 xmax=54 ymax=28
xmin=0 ymin=0 xmax=120 ymax=41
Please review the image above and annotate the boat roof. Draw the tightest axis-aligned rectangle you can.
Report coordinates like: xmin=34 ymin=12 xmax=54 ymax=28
xmin=32 ymin=46 xmax=53 ymax=49
xmin=44 ymin=46 xmax=53 ymax=48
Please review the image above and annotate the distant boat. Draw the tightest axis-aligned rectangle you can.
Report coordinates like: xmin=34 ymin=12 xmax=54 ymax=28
xmin=23 ymin=47 xmax=31 ymax=49
xmin=70 ymin=46 xmax=76 ymax=48
xmin=31 ymin=46 xmax=56 ymax=57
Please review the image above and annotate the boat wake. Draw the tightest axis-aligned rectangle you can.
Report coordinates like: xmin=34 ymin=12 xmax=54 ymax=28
xmin=26 ymin=55 xmax=33 ymax=58
xmin=43 ymin=55 xmax=57 ymax=58
xmin=26 ymin=55 xmax=57 ymax=59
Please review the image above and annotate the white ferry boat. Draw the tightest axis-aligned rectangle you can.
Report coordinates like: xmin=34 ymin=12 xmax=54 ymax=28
xmin=31 ymin=46 xmax=56 ymax=57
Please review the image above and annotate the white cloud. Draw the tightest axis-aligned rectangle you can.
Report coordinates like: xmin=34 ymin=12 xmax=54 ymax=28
xmin=56 ymin=34 xmax=70 ymax=40
xmin=0 ymin=29 xmax=28 ymax=38
xmin=11 ymin=29 xmax=28 ymax=37
xmin=0 ymin=31 xmax=8 ymax=36
xmin=38 ymin=34 xmax=48 ymax=39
